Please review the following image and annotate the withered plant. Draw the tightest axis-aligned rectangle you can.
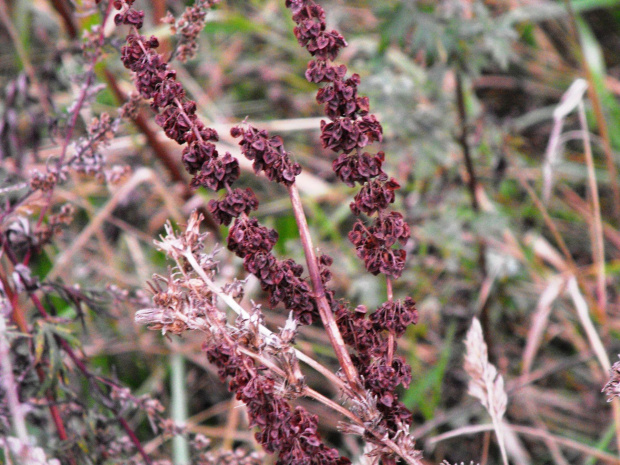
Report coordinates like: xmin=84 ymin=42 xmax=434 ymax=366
xmin=4 ymin=1 xmax=620 ymax=464
xmin=117 ymin=0 xmax=421 ymax=463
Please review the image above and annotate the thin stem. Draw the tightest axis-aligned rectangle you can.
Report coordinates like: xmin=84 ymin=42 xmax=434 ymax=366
xmin=171 ymin=352 xmax=190 ymax=464
xmin=564 ymin=0 xmax=620 ymax=223
xmin=578 ymin=101 xmax=607 ymax=326
xmin=567 ymin=276 xmax=620 ymax=453
xmin=287 ymin=184 xmax=361 ymax=391
xmin=455 ymin=72 xmax=493 ymax=355
xmin=48 ymin=0 xmax=78 ymax=39
xmin=512 ymin=164 xmax=576 ymax=270
xmin=386 ymin=278 xmax=394 ymax=366
xmin=455 ymin=72 xmax=479 ymax=213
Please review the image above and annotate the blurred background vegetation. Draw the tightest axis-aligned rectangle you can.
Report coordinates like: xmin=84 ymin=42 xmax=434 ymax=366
xmin=2 ymin=0 xmax=620 ymax=463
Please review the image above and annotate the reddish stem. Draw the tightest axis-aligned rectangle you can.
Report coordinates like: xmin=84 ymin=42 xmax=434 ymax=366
xmin=48 ymin=0 xmax=78 ymax=39
xmin=287 ymin=184 xmax=361 ymax=391
xmin=386 ymin=278 xmax=394 ymax=366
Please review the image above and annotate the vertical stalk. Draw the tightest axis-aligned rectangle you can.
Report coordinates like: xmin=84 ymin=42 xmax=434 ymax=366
xmin=171 ymin=352 xmax=190 ymax=465
xmin=455 ymin=72 xmax=479 ymax=213
xmin=455 ymin=72 xmax=493 ymax=352
xmin=287 ymin=184 xmax=361 ymax=391
xmin=386 ymin=278 xmax=395 ymax=366
xmin=577 ymin=101 xmax=607 ymax=325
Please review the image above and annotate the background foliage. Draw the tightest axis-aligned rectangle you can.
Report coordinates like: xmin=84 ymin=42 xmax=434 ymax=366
xmin=2 ymin=0 xmax=620 ymax=464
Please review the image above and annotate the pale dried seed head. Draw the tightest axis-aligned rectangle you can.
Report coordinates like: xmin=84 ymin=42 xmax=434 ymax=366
xmin=464 ymin=318 xmax=507 ymax=420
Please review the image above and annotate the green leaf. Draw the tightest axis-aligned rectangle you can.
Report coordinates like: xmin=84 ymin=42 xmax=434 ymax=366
xmin=403 ymin=324 xmax=455 ymax=419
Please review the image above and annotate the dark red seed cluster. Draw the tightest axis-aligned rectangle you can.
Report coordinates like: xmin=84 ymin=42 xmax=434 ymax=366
xmin=205 ymin=339 xmax=349 ymax=465
xmin=333 ymin=151 xmax=384 ymax=188
xmin=189 ymin=153 xmax=240 ymax=192
xmin=349 ymin=212 xmax=410 ymax=278
xmin=119 ymin=2 xmax=317 ymax=327
xmin=114 ymin=0 xmax=144 ymax=28
xmin=231 ymin=125 xmax=301 ymax=186
xmin=222 ymin=123 xmax=325 ymax=326
xmin=230 ymin=236 xmax=319 ymax=326
xmin=350 ymin=177 xmax=400 ymax=216
xmin=208 ymin=188 xmax=258 ymax=226
xmin=285 ymin=1 xmax=346 ymax=61
xmin=119 ymin=6 xmax=344 ymax=461
xmin=334 ymin=297 xmax=418 ymax=428
xmin=316 ymin=74 xmax=369 ymax=120
xmin=287 ymin=0 xmax=420 ymax=446
xmin=285 ymin=0 xmax=409 ymax=280
xmin=228 ymin=217 xmax=279 ymax=256
xmin=320 ymin=116 xmax=382 ymax=155
xmin=370 ymin=297 xmax=418 ymax=338
xmin=118 ymin=6 xmax=242 ymax=198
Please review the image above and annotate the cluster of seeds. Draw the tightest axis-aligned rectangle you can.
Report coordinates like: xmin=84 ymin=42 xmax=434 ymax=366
xmin=117 ymin=2 xmax=347 ymax=464
xmin=285 ymin=0 xmax=410 ymax=279
xmin=286 ymin=0 xmax=419 ymax=448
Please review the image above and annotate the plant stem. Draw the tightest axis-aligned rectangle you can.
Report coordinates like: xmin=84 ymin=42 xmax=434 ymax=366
xmin=171 ymin=352 xmax=190 ymax=465
xmin=287 ymin=184 xmax=361 ymax=391
xmin=578 ymin=101 xmax=607 ymax=326
xmin=455 ymin=72 xmax=479 ymax=213
xmin=386 ymin=278 xmax=394 ymax=366
xmin=455 ymin=71 xmax=493 ymax=354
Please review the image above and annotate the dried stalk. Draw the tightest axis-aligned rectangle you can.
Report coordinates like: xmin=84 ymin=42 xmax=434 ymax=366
xmin=287 ymin=184 xmax=361 ymax=391
xmin=577 ymin=100 xmax=607 ymax=325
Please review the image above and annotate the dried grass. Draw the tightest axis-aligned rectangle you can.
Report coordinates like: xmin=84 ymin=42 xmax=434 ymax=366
xmin=464 ymin=317 xmax=508 ymax=465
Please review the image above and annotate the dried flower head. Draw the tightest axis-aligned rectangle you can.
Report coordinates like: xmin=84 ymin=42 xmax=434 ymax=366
xmin=464 ymin=318 xmax=508 ymax=465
